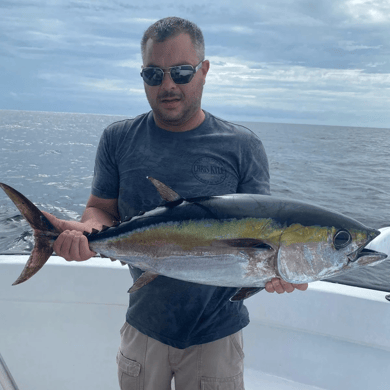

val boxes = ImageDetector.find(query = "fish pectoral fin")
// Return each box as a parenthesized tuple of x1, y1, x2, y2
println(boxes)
(229, 287, 265, 302)
(147, 177, 182, 202)
(127, 271, 159, 293)
(221, 238, 273, 250)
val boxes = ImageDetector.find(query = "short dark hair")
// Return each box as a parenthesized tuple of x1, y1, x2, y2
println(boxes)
(141, 17, 205, 62)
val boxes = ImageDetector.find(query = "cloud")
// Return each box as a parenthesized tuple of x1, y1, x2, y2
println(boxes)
(203, 25, 256, 35)
(1, 0, 389, 126)
(203, 54, 390, 125)
(338, 40, 383, 51)
(116, 56, 143, 69)
(345, 0, 390, 23)
(81, 78, 144, 95)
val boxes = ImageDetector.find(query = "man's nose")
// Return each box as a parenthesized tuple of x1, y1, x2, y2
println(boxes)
(160, 71, 176, 88)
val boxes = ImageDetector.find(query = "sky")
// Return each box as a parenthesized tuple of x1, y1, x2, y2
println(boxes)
(1, 0, 390, 127)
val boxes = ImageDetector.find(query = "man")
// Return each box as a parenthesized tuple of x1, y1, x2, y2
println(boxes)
(44, 17, 308, 390)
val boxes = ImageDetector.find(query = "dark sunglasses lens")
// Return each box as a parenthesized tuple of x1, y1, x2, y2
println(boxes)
(142, 68, 163, 86)
(171, 66, 195, 84)
(141, 65, 198, 86)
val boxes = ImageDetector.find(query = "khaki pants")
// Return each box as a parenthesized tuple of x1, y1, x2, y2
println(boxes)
(117, 322, 245, 390)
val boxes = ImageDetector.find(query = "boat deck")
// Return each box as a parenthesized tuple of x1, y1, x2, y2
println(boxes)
(1, 255, 389, 390)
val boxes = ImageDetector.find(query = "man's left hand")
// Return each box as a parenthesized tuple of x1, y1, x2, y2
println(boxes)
(265, 278, 308, 294)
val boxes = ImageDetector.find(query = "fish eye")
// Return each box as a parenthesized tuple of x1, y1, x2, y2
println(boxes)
(333, 230, 352, 250)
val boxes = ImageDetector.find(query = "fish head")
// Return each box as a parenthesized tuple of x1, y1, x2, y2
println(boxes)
(276, 223, 387, 284)
(344, 228, 388, 269)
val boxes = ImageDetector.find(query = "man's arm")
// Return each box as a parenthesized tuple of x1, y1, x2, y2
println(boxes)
(42, 194, 119, 262)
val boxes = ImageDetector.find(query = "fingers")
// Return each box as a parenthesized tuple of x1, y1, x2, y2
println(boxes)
(265, 278, 294, 294)
(265, 278, 308, 294)
(293, 283, 309, 291)
(53, 230, 96, 262)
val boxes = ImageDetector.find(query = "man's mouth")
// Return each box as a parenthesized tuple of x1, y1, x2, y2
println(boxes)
(161, 98, 181, 103)
(160, 97, 181, 109)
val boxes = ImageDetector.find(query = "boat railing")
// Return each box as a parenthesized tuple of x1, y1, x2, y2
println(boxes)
(0, 353, 19, 390)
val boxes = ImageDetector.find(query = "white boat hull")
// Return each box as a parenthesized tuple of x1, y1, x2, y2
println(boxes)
(0, 254, 389, 390)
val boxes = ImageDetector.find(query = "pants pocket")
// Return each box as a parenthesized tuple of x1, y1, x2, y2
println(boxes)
(201, 372, 244, 390)
(117, 350, 142, 390)
(119, 321, 130, 336)
(230, 331, 245, 359)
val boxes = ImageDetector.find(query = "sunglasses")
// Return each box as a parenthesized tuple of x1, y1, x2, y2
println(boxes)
(140, 60, 204, 86)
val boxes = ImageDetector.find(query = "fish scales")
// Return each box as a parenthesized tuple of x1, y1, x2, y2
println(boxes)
(0, 178, 387, 300)
(86, 195, 385, 288)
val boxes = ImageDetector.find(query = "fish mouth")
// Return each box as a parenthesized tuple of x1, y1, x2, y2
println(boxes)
(348, 229, 387, 263)
(347, 247, 387, 263)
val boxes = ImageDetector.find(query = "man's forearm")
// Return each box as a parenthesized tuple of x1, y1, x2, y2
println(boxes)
(80, 207, 119, 231)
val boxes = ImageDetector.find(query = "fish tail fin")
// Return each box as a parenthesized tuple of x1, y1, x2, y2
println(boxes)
(0, 183, 60, 285)
(12, 236, 54, 285)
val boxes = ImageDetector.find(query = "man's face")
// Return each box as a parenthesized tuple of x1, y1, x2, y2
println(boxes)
(142, 33, 209, 130)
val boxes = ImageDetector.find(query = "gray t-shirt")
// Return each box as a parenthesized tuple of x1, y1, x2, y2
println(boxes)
(92, 110, 270, 348)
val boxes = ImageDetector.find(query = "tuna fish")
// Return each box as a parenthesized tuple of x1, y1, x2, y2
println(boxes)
(0, 178, 387, 301)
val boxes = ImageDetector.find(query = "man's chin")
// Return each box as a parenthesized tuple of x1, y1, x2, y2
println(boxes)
(154, 108, 186, 126)
(152, 102, 201, 130)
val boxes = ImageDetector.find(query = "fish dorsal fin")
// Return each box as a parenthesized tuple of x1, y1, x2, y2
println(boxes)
(147, 176, 181, 202)
(127, 271, 159, 293)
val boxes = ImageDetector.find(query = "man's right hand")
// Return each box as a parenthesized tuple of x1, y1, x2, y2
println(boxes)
(42, 211, 96, 262)
(52, 230, 96, 262)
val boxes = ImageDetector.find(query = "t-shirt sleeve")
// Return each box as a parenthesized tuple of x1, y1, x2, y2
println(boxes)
(91, 128, 120, 199)
(237, 132, 271, 195)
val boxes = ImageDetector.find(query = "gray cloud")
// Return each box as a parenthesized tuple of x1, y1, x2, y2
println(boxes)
(1, 0, 389, 127)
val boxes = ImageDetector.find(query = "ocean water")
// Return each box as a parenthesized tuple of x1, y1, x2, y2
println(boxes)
(0, 109, 389, 292)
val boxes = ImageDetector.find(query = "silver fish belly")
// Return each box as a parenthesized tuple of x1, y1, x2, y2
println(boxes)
(0, 177, 387, 300)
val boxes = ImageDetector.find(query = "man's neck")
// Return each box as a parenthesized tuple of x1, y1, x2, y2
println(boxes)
(153, 110, 205, 132)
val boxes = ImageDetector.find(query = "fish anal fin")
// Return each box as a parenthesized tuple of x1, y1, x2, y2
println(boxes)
(127, 271, 159, 293)
(230, 287, 264, 302)
(147, 177, 181, 202)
